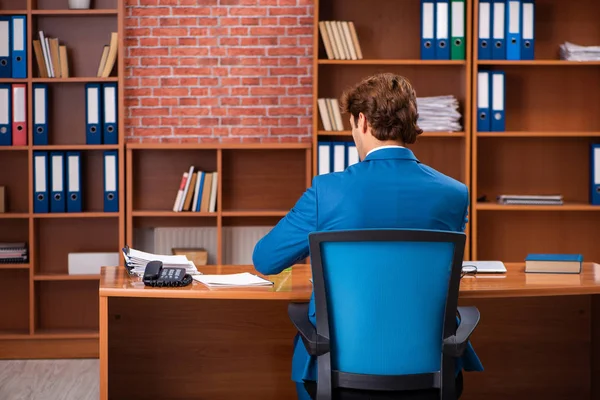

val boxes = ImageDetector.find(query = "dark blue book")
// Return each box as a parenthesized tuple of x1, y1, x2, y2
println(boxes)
(525, 254, 583, 274)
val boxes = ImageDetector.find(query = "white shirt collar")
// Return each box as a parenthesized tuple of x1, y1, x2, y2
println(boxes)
(366, 145, 405, 157)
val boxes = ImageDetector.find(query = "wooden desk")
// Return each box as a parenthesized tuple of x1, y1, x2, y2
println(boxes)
(100, 263, 600, 400)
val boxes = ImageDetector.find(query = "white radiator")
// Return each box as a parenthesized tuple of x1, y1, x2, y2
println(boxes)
(136, 226, 273, 265)
(222, 226, 272, 265)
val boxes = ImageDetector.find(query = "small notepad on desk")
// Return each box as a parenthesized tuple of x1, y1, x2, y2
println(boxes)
(525, 254, 583, 274)
(192, 273, 273, 288)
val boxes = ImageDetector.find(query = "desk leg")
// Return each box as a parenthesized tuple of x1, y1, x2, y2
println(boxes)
(99, 296, 108, 400)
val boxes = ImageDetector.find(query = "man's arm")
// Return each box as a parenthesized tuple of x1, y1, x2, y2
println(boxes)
(460, 185, 470, 233)
(252, 178, 318, 276)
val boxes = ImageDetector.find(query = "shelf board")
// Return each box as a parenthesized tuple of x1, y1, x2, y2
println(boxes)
(33, 212, 119, 218)
(477, 60, 600, 66)
(0, 78, 27, 83)
(318, 130, 466, 137)
(0, 10, 27, 15)
(32, 9, 118, 15)
(32, 144, 120, 150)
(132, 211, 216, 217)
(0, 213, 29, 219)
(33, 329, 99, 340)
(32, 77, 118, 83)
(34, 273, 100, 281)
(0, 146, 28, 151)
(127, 142, 312, 150)
(0, 263, 30, 270)
(476, 203, 600, 211)
(477, 131, 600, 137)
(222, 210, 288, 217)
(0, 330, 30, 339)
(318, 59, 466, 66)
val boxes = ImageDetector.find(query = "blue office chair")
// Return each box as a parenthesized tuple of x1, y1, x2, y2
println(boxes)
(288, 229, 480, 400)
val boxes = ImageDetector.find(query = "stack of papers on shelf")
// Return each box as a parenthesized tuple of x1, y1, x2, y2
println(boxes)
(416, 95, 462, 132)
(122, 246, 200, 275)
(192, 273, 273, 288)
(559, 42, 600, 61)
(0, 242, 28, 264)
(497, 195, 563, 205)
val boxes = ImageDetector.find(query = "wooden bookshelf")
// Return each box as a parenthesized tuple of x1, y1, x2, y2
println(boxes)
(0, 0, 124, 358)
(471, 0, 600, 262)
(126, 143, 312, 266)
(312, 0, 473, 258)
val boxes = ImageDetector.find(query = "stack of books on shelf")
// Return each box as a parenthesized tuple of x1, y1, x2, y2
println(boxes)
(317, 98, 344, 131)
(559, 42, 600, 61)
(318, 21, 363, 60)
(33, 31, 70, 78)
(173, 166, 218, 213)
(122, 246, 200, 276)
(0, 242, 28, 264)
(97, 32, 118, 78)
(497, 194, 563, 206)
(416, 95, 462, 132)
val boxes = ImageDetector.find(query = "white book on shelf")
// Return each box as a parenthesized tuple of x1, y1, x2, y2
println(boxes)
(178, 165, 194, 212)
(341, 21, 357, 60)
(317, 98, 333, 131)
(209, 172, 218, 213)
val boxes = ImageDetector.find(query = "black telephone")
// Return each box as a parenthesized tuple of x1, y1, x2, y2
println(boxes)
(143, 260, 193, 287)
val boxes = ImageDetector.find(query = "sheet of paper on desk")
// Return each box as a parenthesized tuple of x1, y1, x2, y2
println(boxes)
(192, 273, 273, 287)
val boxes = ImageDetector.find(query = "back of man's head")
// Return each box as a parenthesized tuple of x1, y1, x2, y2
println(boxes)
(340, 73, 423, 145)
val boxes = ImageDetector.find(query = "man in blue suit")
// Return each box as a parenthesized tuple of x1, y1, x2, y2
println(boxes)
(253, 73, 483, 399)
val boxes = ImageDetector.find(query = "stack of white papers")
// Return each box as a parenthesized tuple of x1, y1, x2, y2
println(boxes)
(122, 247, 200, 275)
(497, 194, 563, 205)
(192, 272, 273, 288)
(417, 95, 462, 132)
(559, 42, 600, 61)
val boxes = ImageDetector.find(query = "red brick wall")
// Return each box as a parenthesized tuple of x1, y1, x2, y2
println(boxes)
(124, 0, 314, 144)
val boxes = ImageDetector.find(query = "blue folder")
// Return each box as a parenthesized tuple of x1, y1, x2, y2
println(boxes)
(33, 83, 48, 145)
(521, 0, 534, 60)
(435, 0, 450, 59)
(102, 83, 118, 144)
(478, 0, 492, 59)
(50, 151, 66, 213)
(477, 71, 491, 132)
(506, 0, 521, 60)
(490, 71, 505, 132)
(0, 17, 11, 78)
(421, 0, 436, 60)
(11, 16, 26, 78)
(66, 151, 82, 212)
(491, 0, 506, 60)
(85, 83, 102, 144)
(591, 144, 600, 205)
(0, 83, 11, 146)
(33, 151, 49, 213)
(103, 150, 118, 212)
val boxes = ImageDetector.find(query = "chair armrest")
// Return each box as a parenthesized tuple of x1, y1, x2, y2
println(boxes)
(443, 306, 480, 358)
(288, 302, 330, 357)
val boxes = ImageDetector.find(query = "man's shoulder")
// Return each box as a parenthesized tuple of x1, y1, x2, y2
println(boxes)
(419, 163, 468, 196)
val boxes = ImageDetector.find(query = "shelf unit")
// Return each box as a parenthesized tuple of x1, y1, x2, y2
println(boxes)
(0, 0, 124, 358)
(126, 143, 312, 266)
(471, 0, 600, 262)
(312, 0, 473, 257)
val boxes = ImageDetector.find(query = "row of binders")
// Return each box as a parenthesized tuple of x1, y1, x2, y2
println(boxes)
(317, 98, 344, 131)
(33, 31, 70, 78)
(172, 166, 218, 213)
(318, 142, 359, 175)
(318, 21, 363, 60)
(33, 150, 119, 213)
(477, 70, 505, 132)
(0, 16, 27, 78)
(477, 0, 535, 60)
(85, 83, 119, 145)
(421, 0, 466, 60)
(0, 242, 28, 264)
(0, 83, 26, 145)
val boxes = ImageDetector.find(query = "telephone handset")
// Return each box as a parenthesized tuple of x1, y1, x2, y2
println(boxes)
(143, 260, 193, 287)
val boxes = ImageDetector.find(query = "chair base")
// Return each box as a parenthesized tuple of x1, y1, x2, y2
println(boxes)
(302, 371, 463, 400)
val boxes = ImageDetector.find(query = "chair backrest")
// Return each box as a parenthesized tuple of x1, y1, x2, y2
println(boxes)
(309, 229, 465, 382)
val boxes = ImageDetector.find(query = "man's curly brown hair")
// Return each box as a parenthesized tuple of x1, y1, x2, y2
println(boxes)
(340, 73, 423, 144)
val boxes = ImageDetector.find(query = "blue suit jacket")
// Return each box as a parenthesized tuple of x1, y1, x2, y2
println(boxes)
(252, 147, 484, 383)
